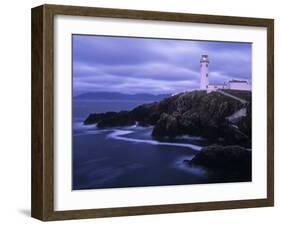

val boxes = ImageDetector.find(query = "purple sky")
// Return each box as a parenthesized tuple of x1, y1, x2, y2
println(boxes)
(73, 35, 252, 95)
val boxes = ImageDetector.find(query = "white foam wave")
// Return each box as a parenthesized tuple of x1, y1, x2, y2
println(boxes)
(74, 129, 112, 136)
(74, 122, 98, 130)
(177, 135, 205, 141)
(174, 157, 207, 175)
(107, 130, 202, 151)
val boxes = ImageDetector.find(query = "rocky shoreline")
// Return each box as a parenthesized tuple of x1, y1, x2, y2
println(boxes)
(84, 90, 251, 147)
(83, 90, 252, 175)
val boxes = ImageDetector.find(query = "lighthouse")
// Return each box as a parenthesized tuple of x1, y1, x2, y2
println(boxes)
(200, 55, 209, 90)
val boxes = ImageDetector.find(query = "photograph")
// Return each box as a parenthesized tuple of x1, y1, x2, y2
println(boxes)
(30, 3, 274, 221)
(72, 35, 252, 190)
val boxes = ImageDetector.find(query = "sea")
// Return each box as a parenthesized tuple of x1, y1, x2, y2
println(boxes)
(72, 99, 241, 190)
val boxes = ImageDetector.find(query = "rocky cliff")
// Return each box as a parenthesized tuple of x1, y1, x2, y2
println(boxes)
(84, 90, 252, 147)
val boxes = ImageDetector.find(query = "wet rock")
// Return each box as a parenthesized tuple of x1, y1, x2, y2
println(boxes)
(152, 113, 180, 138)
(84, 112, 118, 125)
(84, 111, 135, 128)
(189, 145, 251, 171)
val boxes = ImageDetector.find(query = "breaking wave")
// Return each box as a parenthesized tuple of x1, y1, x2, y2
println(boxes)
(107, 129, 202, 151)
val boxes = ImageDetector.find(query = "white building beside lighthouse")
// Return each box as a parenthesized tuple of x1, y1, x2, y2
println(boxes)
(199, 55, 251, 92)
(227, 80, 251, 90)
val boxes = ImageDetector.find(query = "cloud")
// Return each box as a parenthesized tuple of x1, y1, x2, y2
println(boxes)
(74, 62, 199, 81)
(73, 35, 252, 95)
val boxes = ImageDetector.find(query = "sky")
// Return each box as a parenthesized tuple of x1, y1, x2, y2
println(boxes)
(73, 35, 252, 96)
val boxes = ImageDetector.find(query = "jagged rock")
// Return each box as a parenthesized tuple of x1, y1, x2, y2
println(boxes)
(150, 91, 250, 146)
(152, 113, 180, 138)
(188, 145, 251, 171)
(84, 112, 118, 125)
(84, 111, 135, 128)
(130, 103, 161, 125)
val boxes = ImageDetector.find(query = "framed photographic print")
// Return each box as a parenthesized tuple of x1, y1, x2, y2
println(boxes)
(31, 4, 274, 221)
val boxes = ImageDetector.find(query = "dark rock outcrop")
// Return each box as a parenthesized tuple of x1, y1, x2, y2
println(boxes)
(84, 112, 118, 125)
(152, 113, 180, 138)
(188, 145, 251, 171)
(84, 111, 135, 128)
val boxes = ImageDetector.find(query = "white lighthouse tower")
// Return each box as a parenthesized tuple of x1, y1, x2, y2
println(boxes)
(200, 55, 209, 90)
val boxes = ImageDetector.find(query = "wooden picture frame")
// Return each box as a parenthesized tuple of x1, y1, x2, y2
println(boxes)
(31, 4, 274, 221)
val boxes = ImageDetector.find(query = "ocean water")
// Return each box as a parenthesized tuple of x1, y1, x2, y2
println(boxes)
(72, 99, 248, 190)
